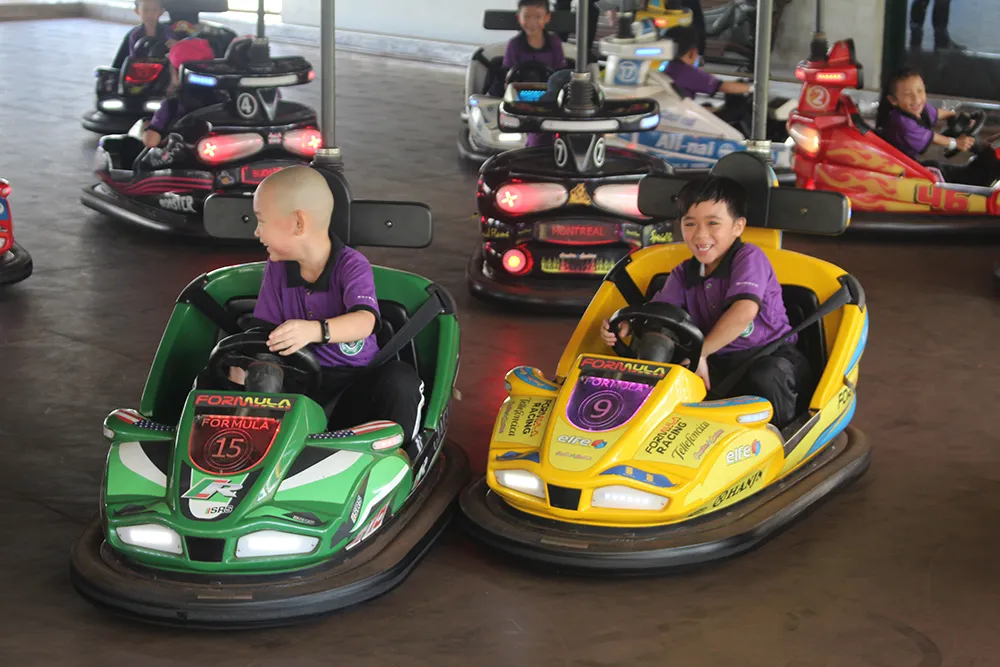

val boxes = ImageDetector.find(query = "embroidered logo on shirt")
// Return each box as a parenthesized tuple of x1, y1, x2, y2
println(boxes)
(340, 339, 365, 356)
(740, 321, 755, 338)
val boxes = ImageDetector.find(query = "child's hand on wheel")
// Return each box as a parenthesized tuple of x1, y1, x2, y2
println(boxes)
(600, 319, 630, 348)
(229, 366, 247, 385)
(957, 135, 975, 151)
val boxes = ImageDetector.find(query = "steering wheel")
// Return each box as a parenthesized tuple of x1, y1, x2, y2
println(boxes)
(506, 60, 554, 86)
(942, 109, 986, 158)
(607, 303, 704, 367)
(206, 326, 323, 396)
(132, 36, 169, 59)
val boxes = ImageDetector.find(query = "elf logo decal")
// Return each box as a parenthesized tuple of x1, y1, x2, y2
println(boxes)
(740, 321, 755, 337)
(725, 440, 761, 465)
(556, 434, 607, 449)
(182, 478, 244, 500)
(339, 339, 365, 356)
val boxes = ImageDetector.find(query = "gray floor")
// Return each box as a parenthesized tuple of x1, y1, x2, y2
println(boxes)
(1, 18, 1000, 667)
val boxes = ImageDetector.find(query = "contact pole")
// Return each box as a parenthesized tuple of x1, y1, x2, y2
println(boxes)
(256, 0, 265, 38)
(316, 0, 342, 164)
(747, 0, 773, 161)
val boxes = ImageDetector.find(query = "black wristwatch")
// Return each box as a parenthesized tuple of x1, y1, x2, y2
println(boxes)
(319, 319, 331, 344)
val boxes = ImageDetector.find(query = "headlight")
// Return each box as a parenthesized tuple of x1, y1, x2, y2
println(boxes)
(788, 123, 820, 157)
(235, 530, 319, 558)
(116, 524, 183, 555)
(497, 132, 523, 142)
(470, 105, 484, 125)
(591, 485, 668, 510)
(495, 469, 545, 498)
(100, 99, 124, 111)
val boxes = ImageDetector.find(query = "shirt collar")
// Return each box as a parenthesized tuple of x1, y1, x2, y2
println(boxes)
(683, 238, 744, 287)
(284, 234, 345, 292)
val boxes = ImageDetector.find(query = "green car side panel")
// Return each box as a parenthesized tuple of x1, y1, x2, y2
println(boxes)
(105, 442, 168, 501)
(272, 452, 372, 505)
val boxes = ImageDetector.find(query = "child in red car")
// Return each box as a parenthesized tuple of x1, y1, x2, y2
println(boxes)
(877, 67, 1000, 186)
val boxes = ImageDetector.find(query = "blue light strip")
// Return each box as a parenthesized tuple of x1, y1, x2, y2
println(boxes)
(187, 72, 218, 87)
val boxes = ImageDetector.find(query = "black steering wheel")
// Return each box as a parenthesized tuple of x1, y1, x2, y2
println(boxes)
(506, 60, 554, 86)
(942, 109, 986, 158)
(207, 326, 323, 396)
(608, 303, 704, 366)
(132, 36, 169, 59)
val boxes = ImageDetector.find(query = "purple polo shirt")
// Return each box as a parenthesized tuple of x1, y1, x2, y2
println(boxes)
(253, 237, 381, 368)
(664, 60, 722, 99)
(651, 239, 794, 355)
(127, 23, 176, 57)
(503, 32, 568, 71)
(884, 105, 938, 159)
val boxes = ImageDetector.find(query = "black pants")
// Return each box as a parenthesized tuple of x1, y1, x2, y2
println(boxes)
(708, 344, 812, 429)
(931, 146, 1000, 187)
(318, 360, 424, 443)
(911, 0, 951, 29)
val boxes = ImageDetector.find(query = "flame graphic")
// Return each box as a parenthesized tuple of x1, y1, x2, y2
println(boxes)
(826, 147, 905, 176)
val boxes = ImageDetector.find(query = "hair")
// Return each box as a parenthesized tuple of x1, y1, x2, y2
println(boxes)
(876, 66, 923, 131)
(518, 0, 550, 11)
(676, 175, 747, 221)
(134, 0, 162, 8)
(665, 26, 699, 61)
(257, 166, 334, 233)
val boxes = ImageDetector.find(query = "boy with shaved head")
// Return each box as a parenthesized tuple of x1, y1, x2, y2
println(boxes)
(235, 166, 424, 451)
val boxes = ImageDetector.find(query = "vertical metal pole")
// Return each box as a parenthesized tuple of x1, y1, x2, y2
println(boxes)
(575, 0, 588, 73)
(316, 0, 342, 162)
(747, 0, 774, 160)
(256, 0, 265, 38)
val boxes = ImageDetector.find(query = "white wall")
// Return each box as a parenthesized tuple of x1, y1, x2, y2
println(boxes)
(283, 0, 507, 46)
(773, 0, 885, 86)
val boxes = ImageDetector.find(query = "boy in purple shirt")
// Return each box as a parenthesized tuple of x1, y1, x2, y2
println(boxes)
(112, 0, 177, 68)
(142, 37, 218, 148)
(662, 26, 750, 100)
(600, 176, 810, 427)
(877, 67, 1000, 186)
(491, 0, 568, 101)
(229, 166, 423, 449)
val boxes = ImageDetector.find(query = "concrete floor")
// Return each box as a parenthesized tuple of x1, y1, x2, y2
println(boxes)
(2, 17, 1000, 667)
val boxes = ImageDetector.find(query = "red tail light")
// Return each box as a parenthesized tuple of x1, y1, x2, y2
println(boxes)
(502, 247, 532, 275)
(196, 133, 265, 165)
(125, 62, 165, 85)
(282, 128, 323, 157)
(495, 182, 568, 216)
(592, 183, 648, 218)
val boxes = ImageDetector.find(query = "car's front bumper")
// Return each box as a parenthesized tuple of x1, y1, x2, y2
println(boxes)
(459, 428, 869, 573)
(0, 243, 33, 287)
(466, 243, 610, 314)
(70, 441, 468, 628)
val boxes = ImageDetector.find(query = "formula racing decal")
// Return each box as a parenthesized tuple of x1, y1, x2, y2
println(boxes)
(494, 397, 553, 446)
(636, 416, 721, 468)
(194, 394, 295, 411)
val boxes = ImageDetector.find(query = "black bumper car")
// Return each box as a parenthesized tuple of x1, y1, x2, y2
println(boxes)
(467, 70, 675, 315)
(0, 179, 33, 287)
(81, 35, 318, 240)
(82, 0, 238, 135)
